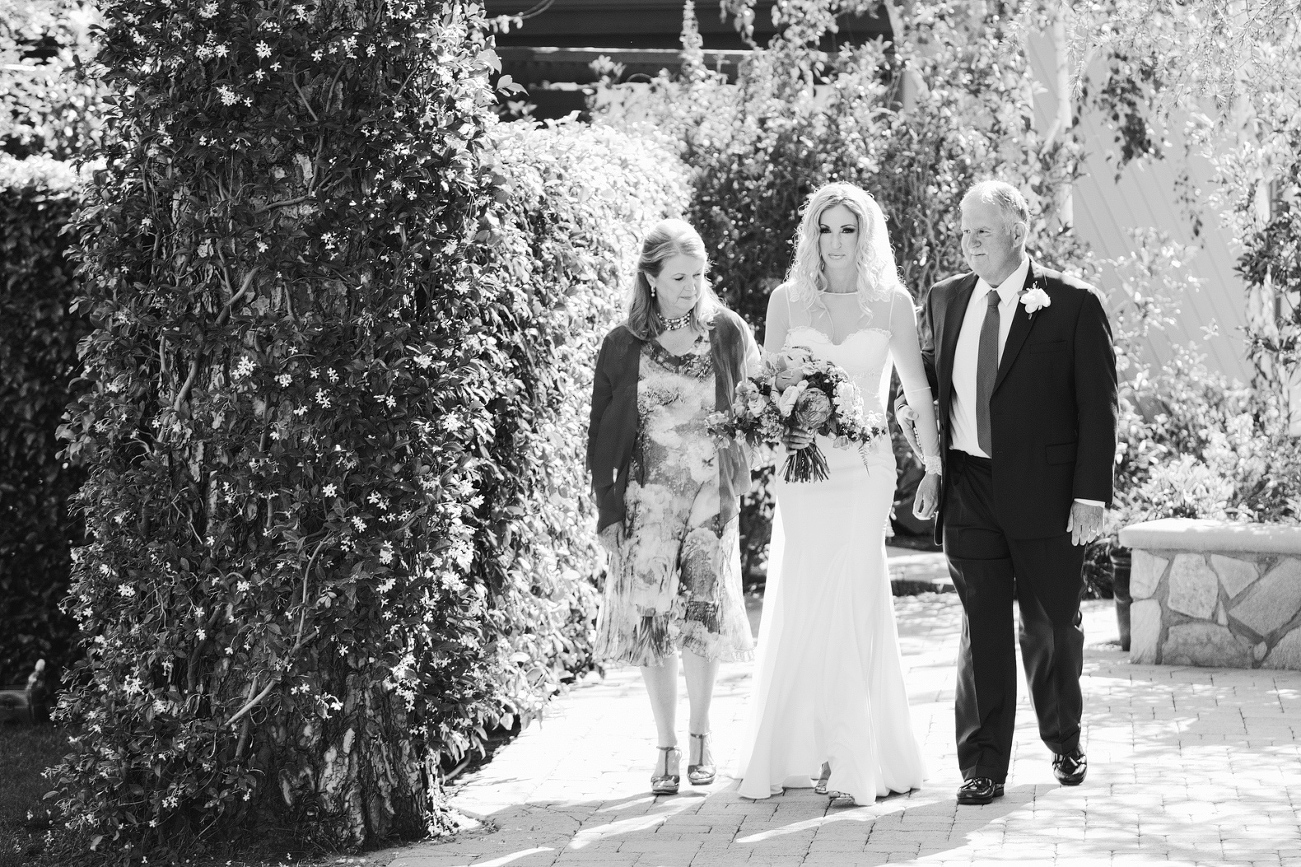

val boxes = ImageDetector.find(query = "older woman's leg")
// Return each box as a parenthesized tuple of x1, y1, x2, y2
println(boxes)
(641, 654, 681, 767)
(683, 649, 719, 768)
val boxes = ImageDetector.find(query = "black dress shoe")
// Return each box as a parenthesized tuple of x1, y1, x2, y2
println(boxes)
(956, 777, 1005, 805)
(1053, 750, 1087, 786)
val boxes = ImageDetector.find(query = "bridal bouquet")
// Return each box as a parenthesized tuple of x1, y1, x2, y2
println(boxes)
(708, 347, 888, 483)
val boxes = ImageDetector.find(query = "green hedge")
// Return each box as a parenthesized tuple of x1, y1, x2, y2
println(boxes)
(48, 0, 688, 852)
(477, 120, 690, 721)
(0, 154, 86, 687)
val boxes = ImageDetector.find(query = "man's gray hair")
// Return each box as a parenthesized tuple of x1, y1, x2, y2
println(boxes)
(961, 181, 1030, 232)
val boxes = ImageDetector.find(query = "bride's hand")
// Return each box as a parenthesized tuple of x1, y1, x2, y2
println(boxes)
(783, 427, 814, 451)
(913, 473, 940, 520)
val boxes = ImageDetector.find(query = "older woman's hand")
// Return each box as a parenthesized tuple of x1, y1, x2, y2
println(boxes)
(598, 522, 623, 553)
(783, 427, 814, 451)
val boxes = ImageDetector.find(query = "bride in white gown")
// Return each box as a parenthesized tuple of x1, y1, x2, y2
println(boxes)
(736, 183, 944, 805)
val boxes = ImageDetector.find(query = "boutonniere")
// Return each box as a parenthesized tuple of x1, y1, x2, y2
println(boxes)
(1020, 282, 1051, 317)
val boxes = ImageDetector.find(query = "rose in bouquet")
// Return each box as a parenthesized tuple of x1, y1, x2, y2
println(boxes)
(708, 347, 888, 483)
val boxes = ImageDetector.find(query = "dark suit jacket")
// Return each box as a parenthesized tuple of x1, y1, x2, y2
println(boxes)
(920, 259, 1118, 541)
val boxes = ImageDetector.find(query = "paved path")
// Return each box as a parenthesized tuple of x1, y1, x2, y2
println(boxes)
(384, 553, 1301, 867)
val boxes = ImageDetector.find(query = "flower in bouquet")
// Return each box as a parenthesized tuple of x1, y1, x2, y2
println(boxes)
(794, 389, 833, 431)
(771, 346, 813, 391)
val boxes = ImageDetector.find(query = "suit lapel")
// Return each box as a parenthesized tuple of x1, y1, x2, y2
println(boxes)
(939, 273, 979, 410)
(993, 259, 1041, 392)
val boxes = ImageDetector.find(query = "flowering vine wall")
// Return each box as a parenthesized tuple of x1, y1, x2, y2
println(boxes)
(50, 0, 687, 856)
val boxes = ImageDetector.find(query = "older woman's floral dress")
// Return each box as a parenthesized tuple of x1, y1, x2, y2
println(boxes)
(595, 333, 754, 666)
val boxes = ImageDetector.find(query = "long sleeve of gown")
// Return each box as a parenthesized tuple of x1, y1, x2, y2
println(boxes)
(890, 290, 942, 464)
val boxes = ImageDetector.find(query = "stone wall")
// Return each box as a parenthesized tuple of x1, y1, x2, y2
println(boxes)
(1120, 518, 1301, 669)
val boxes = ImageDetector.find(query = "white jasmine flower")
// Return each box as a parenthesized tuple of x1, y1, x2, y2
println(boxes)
(322, 483, 337, 497)
(255, 41, 271, 58)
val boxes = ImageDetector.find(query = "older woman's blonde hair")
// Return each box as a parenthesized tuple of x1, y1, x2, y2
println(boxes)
(785, 182, 904, 310)
(626, 218, 721, 340)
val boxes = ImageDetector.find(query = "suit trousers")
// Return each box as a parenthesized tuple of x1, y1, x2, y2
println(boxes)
(942, 450, 1086, 783)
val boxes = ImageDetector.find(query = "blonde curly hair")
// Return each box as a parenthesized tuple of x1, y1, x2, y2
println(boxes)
(785, 182, 904, 314)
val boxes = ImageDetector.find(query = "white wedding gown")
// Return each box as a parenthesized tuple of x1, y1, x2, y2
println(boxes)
(736, 323, 926, 804)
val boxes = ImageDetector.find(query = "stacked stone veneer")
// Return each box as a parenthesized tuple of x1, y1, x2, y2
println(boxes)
(1119, 518, 1301, 669)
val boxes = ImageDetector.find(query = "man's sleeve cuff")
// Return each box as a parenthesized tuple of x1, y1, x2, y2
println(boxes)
(1074, 498, 1105, 508)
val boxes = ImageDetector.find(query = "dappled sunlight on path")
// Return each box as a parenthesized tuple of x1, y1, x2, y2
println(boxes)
(383, 592, 1301, 866)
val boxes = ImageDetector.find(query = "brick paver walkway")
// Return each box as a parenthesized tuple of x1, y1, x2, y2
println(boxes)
(383, 551, 1301, 867)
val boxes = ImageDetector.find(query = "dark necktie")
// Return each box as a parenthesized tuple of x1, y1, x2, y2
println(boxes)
(976, 289, 1000, 456)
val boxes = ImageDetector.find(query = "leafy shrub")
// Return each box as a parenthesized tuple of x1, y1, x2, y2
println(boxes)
(1110, 353, 1301, 531)
(0, 0, 107, 159)
(53, 0, 505, 851)
(471, 118, 690, 737)
(0, 154, 86, 686)
(49, 0, 686, 857)
(1238, 130, 1301, 401)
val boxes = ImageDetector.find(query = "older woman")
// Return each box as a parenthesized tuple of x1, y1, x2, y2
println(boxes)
(587, 218, 758, 795)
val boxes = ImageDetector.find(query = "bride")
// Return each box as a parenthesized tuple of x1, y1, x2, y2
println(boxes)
(736, 182, 943, 805)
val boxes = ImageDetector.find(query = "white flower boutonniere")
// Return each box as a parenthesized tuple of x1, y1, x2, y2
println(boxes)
(1020, 285, 1051, 316)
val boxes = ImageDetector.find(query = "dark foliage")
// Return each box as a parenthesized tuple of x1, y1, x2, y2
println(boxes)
(0, 156, 87, 687)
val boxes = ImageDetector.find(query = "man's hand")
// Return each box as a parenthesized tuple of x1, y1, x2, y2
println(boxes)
(913, 473, 940, 520)
(1066, 502, 1105, 546)
(783, 427, 814, 451)
(894, 395, 923, 459)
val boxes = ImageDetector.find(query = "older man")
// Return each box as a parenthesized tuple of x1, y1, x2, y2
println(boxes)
(901, 181, 1118, 805)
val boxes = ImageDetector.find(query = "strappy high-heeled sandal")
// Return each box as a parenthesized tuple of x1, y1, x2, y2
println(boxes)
(651, 745, 681, 795)
(814, 762, 832, 796)
(687, 732, 716, 786)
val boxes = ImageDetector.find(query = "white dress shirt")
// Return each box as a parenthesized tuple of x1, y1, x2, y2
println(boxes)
(949, 257, 1029, 459)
